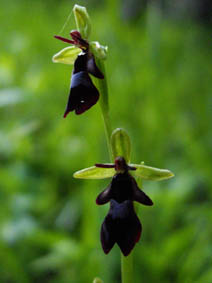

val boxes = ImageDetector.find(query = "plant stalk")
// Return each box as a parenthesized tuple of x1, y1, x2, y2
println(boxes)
(95, 58, 134, 283)
(94, 59, 113, 160)
(121, 253, 133, 283)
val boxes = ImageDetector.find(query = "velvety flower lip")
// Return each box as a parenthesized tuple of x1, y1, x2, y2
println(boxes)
(54, 31, 104, 117)
(64, 70, 99, 116)
(63, 52, 104, 117)
(101, 199, 142, 256)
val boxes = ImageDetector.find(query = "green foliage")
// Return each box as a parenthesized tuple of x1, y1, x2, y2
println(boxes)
(0, 0, 212, 282)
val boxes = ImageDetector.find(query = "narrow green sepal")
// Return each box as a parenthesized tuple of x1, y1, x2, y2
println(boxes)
(131, 164, 175, 181)
(111, 128, 131, 163)
(52, 46, 81, 65)
(73, 166, 115, 179)
(90, 41, 108, 60)
(73, 5, 91, 39)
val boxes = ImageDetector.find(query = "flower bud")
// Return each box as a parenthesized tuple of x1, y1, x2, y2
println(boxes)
(90, 41, 108, 60)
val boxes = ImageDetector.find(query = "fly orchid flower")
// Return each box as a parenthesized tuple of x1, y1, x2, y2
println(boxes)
(53, 30, 104, 117)
(96, 156, 153, 256)
(52, 5, 107, 117)
(74, 128, 174, 256)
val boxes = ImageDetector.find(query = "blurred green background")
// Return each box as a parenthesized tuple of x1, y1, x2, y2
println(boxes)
(1, 0, 212, 282)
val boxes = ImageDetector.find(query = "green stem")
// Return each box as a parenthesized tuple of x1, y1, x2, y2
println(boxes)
(95, 58, 133, 283)
(121, 253, 133, 283)
(101, 107, 113, 161)
(94, 59, 113, 160)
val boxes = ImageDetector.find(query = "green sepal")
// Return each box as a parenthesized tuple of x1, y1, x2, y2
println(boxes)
(73, 5, 91, 39)
(131, 164, 174, 181)
(73, 165, 115, 179)
(111, 128, 131, 163)
(52, 46, 81, 65)
(90, 41, 108, 60)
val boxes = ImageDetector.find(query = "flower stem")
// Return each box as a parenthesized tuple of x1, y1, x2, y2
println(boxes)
(101, 106, 113, 161)
(121, 254, 133, 283)
(94, 59, 113, 160)
(95, 58, 134, 283)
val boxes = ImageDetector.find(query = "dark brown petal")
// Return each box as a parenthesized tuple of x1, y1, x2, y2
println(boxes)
(54, 35, 74, 45)
(70, 30, 89, 49)
(95, 163, 115, 169)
